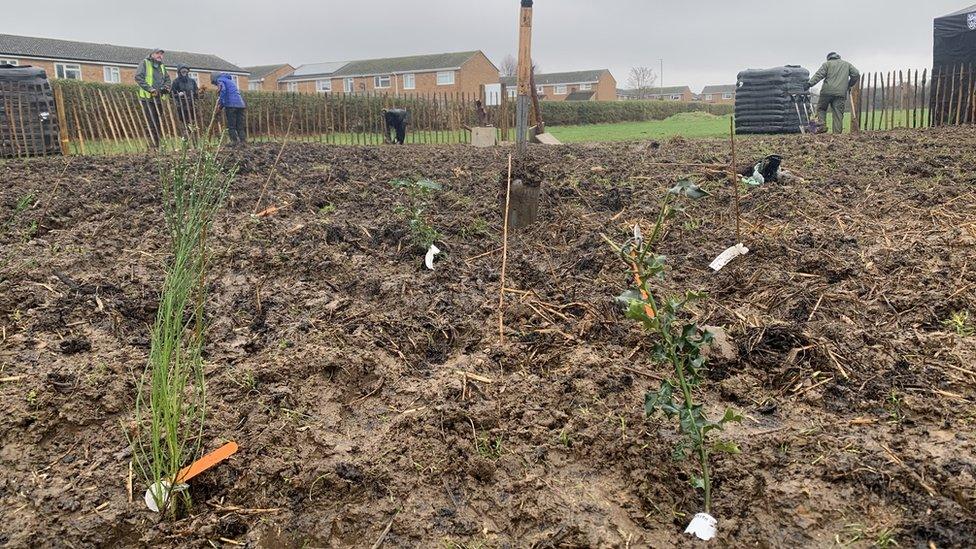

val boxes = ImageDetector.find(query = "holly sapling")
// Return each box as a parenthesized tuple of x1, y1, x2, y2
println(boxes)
(604, 183, 740, 541)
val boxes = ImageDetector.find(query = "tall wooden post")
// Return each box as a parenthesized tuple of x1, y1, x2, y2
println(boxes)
(515, 0, 533, 155)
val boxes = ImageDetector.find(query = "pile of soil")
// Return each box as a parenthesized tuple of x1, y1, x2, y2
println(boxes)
(1, 128, 974, 548)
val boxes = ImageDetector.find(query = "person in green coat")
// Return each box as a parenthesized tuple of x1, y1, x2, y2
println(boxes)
(806, 52, 860, 134)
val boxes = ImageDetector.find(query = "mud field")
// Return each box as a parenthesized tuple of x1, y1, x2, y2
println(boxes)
(1, 129, 975, 548)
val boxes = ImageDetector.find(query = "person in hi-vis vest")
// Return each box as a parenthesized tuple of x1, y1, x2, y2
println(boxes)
(135, 49, 172, 148)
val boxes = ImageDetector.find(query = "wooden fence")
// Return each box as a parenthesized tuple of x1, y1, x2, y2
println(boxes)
(43, 82, 517, 156)
(850, 69, 931, 132)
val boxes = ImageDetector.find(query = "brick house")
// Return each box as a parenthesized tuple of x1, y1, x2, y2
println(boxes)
(277, 51, 499, 96)
(0, 33, 248, 89)
(500, 69, 617, 101)
(617, 85, 695, 102)
(701, 84, 736, 104)
(244, 64, 295, 91)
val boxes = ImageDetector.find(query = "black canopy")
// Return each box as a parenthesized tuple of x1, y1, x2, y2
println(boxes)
(934, 4, 976, 66)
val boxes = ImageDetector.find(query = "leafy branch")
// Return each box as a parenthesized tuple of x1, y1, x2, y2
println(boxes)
(604, 182, 739, 515)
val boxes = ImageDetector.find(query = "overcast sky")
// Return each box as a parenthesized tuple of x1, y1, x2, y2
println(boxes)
(4, 0, 969, 90)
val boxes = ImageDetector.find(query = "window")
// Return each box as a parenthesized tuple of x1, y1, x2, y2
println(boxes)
(436, 71, 455, 86)
(536, 85, 544, 94)
(316, 79, 332, 93)
(249, 81, 262, 91)
(55, 63, 82, 80)
(402, 73, 416, 90)
(103, 66, 121, 83)
(230, 74, 239, 86)
(374, 75, 391, 89)
(0, 58, 18, 66)
(285, 82, 298, 92)
(554, 85, 567, 95)
(722, 92, 733, 100)
(671, 94, 682, 100)
(579, 83, 592, 91)
(189, 72, 200, 85)
(344, 77, 354, 93)
(507, 87, 517, 98)
(705, 94, 714, 101)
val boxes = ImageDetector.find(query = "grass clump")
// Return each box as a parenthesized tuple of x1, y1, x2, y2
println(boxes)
(130, 144, 234, 516)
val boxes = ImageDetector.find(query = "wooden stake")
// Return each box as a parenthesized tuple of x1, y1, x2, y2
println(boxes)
(498, 154, 513, 343)
(253, 113, 294, 214)
(515, 0, 534, 154)
(729, 117, 741, 244)
(52, 84, 70, 155)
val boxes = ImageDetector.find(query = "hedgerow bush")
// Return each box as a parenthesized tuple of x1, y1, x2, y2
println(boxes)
(541, 101, 733, 126)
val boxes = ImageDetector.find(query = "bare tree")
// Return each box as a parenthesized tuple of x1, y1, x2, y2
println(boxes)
(499, 55, 518, 77)
(627, 66, 658, 99)
(499, 54, 541, 78)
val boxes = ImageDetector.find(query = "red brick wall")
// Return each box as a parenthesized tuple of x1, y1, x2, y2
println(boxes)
(534, 71, 616, 102)
(253, 65, 294, 91)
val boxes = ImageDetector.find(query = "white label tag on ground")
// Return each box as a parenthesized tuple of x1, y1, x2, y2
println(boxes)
(709, 243, 749, 272)
(684, 512, 717, 541)
(424, 244, 441, 270)
(144, 480, 188, 513)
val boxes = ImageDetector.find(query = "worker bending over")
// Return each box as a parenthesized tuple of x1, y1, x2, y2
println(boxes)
(211, 73, 247, 147)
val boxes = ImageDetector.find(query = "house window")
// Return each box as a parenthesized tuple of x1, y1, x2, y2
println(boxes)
(249, 81, 262, 91)
(536, 85, 544, 94)
(722, 92, 733, 100)
(55, 63, 82, 80)
(189, 72, 200, 85)
(436, 71, 455, 86)
(103, 66, 121, 83)
(670, 94, 682, 100)
(0, 58, 18, 66)
(286, 82, 298, 92)
(705, 94, 713, 101)
(344, 78, 354, 93)
(374, 75, 391, 89)
(507, 87, 517, 98)
(579, 83, 592, 91)
(316, 79, 332, 93)
(403, 73, 416, 90)
(230, 74, 239, 86)
(555, 85, 567, 95)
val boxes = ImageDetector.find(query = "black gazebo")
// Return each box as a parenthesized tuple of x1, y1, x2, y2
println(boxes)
(933, 4, 976, 124)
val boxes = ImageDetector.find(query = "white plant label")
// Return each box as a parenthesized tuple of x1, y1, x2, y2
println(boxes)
(424, 244, 441, 270)
(709, 243, 749, 272)
(144, 480, 188, 513)
(685, 512, 717, 541)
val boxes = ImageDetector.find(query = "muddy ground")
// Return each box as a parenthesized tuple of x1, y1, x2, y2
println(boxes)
(1, 128, 975, 548)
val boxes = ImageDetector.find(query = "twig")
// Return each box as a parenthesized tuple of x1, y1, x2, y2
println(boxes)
(498, 154, 513, 343)
(370, 511, 399, 549)
(253, 113, 295, 214)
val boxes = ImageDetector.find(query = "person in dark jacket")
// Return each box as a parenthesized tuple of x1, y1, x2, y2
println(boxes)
(382, 108, 408, 145)
(211, 72, 247, 146)
(134, 49, 171, 148)
(806, 52, 860, 134)
(171, 64, 198, 132)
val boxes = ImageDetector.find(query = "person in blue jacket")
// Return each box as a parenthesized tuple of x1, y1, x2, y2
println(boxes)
(210, 73, 247, 146)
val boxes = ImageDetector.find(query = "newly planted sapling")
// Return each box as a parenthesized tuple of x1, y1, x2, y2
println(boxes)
(390, 178, 442, 250)
(604, 185, 740, 540)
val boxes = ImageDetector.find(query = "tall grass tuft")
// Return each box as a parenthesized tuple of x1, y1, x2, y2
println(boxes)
(131, 143, 235, 516)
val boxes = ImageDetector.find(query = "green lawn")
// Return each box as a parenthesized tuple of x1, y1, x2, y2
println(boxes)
(548, 109, 932, 143)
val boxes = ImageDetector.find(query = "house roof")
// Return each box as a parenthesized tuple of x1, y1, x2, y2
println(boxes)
(244, 64, 293, 81)
(500, 69, 607, 86)
(330, 51, 483, 78)
(279, 61, 350, 81)
(701, 84, 736, 94)
(0, 33, 246, 73)
(940, 3, 976, 17)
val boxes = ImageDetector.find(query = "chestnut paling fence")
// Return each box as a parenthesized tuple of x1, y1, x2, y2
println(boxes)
(3, 80, 520, 156)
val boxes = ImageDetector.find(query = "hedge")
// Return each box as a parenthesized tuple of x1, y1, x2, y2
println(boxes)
(541, 100, 734, 126)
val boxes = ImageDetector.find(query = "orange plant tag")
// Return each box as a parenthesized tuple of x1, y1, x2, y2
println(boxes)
(176, 441, 239, 483)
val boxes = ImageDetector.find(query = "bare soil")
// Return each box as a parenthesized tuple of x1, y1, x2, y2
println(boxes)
(1, 129, 974, 548)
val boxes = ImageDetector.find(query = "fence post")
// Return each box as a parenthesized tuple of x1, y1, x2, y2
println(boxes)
(52, 84, 71, 155)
